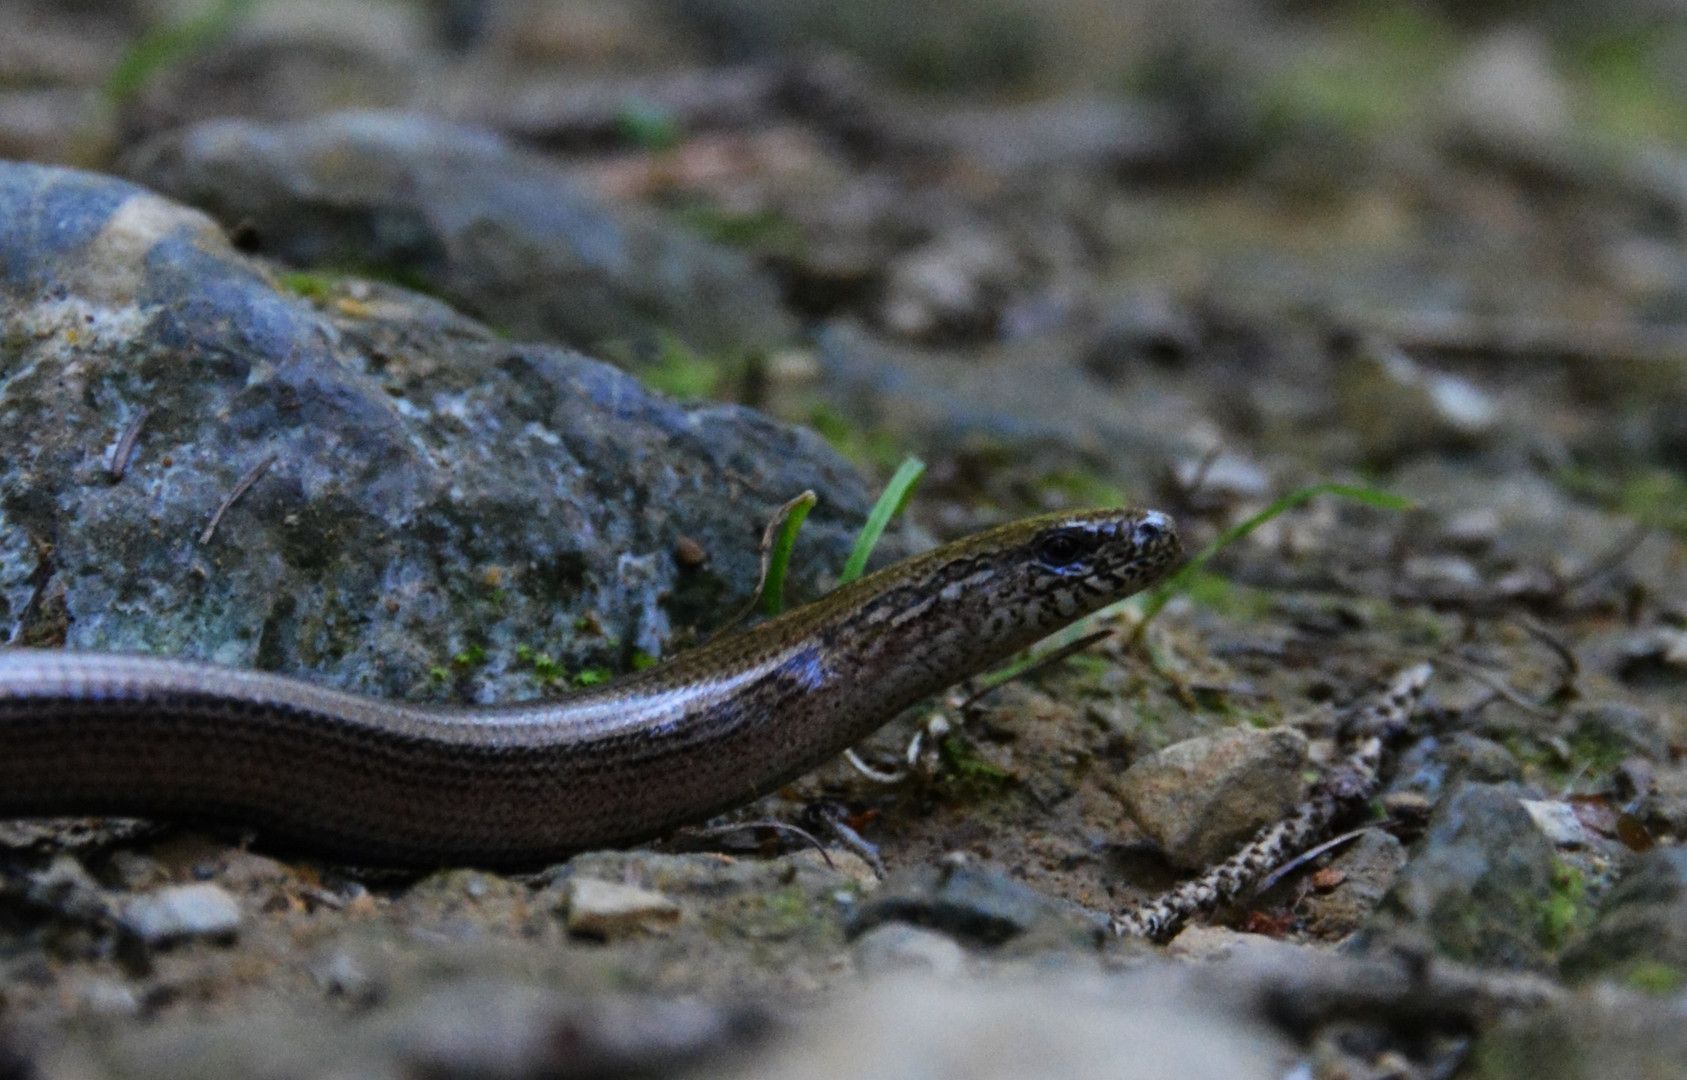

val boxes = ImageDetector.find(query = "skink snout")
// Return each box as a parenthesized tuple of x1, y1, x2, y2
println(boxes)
(1132, 510, 1178, 552)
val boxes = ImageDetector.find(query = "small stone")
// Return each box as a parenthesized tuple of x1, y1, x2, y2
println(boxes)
(1615, 628, 1687, 687)
(1335, 335, 1499, 466)
(1402, 555, 1482, 590)
(1521, 800, 1589, 848)
(310, 949, 383, 1008)
(126, 112, 796, 353)
(106, 850, 169, 891)
(853, 923, 967, 977)
(1165, 925, 1308, 964)
(1640, 765, 1687, 836)
(879, 229, 1018, 340)
(1302, 830, 1408, 939)
(1085, 289, 1202, 380)
(387, 979, 765, 1078)
(1115, 726, 1310, 870)
(1172, 453, 1271, 504)
(673, 536, 708, 568)
(1493, 565, 1560, 604)
(849, 863, 1091, 948)
(121, 883, 242, 944)
(1381, 785, 1436, 821)
(1439, 732, 1523, 785)
(563, 878, 681, 939)
(26, 855, 114, 924)
(70, 978, 141, 1019)
(1441, 506, 1502, 552)
(1447, 28, 1572, 147)
(1399, 555, 1485, 604)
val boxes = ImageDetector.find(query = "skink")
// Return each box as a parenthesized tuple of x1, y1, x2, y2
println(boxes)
(0, 507, 1179, 866)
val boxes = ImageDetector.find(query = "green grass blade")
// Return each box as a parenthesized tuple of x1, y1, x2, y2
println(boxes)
(760, 492, 817, 616)
(106, 0, 259, 104)
(839, 457, 925, 584)
(1133, 482, 1414, 635)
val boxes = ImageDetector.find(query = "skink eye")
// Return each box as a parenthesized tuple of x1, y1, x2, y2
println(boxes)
(1036, 530, 1087, 568)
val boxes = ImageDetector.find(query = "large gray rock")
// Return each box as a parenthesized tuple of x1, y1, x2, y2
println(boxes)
(1361, 782, 1572, 970)
(120, 111, 796, 355)
(1559, 847, 1687, 988)
(0, 161, 877, 701)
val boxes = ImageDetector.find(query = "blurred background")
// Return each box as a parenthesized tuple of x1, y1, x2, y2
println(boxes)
(11, 0, 1687, 530)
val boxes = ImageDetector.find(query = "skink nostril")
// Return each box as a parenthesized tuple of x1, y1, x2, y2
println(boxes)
(1134, 511, 1173, 546)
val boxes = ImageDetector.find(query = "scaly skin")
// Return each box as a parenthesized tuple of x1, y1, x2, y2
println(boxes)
(0, 507, 1179, 866)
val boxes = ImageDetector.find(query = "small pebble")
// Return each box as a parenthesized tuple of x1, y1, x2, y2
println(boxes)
(1441, 507, 1502, 552)
(106, 850, 169, 891)
(71, 978, 141, 1019)
(674, 536, 708, 568)
(1520, 799, 1589, 848)
(1335, 335, 1499, 465)
(1173, 454, 1270, 502)
(311, 949, 383, 1007)
(27, 855, 113, 923)
(563, 878, 681, 939)
(853, 923, 966, 977)
(122, 883, 242, 944)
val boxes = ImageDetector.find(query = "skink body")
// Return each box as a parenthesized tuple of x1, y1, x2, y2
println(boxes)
(0, 507, 1179, 865)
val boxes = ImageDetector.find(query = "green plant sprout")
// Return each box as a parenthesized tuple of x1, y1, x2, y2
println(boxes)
(759, 491, 817, 617)
(839, 457, 925, 585)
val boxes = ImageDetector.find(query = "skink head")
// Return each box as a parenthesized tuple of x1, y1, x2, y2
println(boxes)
(1011, 506, 1182, 615)
(846, 505, 1183, 652)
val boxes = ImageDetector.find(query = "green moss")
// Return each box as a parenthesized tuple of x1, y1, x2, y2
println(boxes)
(1622, 960, 1685, 995)
(513, 645, 567, 684)
(1570, 30, 1687, 150)
(572, 668, 613, 687)
(1395, 606, 1456, 648)
(805, 404, 906, 472)
(640, 334, 723, 401)
(615, 97, 681, 150)
(105, 0, 258, 104)
(1129, 705, 1169, 750)
(673, 204, 802, 255)
(276, 270, 340, 300)
(764, 885, 808, 921)
(1566, 729, 1637, 781)
(936, 733, 1014, 801)
(1256, 2, 1450, 141)
(1496, 732, 1577, 792)
(1537, 860, 1592, 951)
(451, 644, 486, 668)
(1558, 464, 1687, 537)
